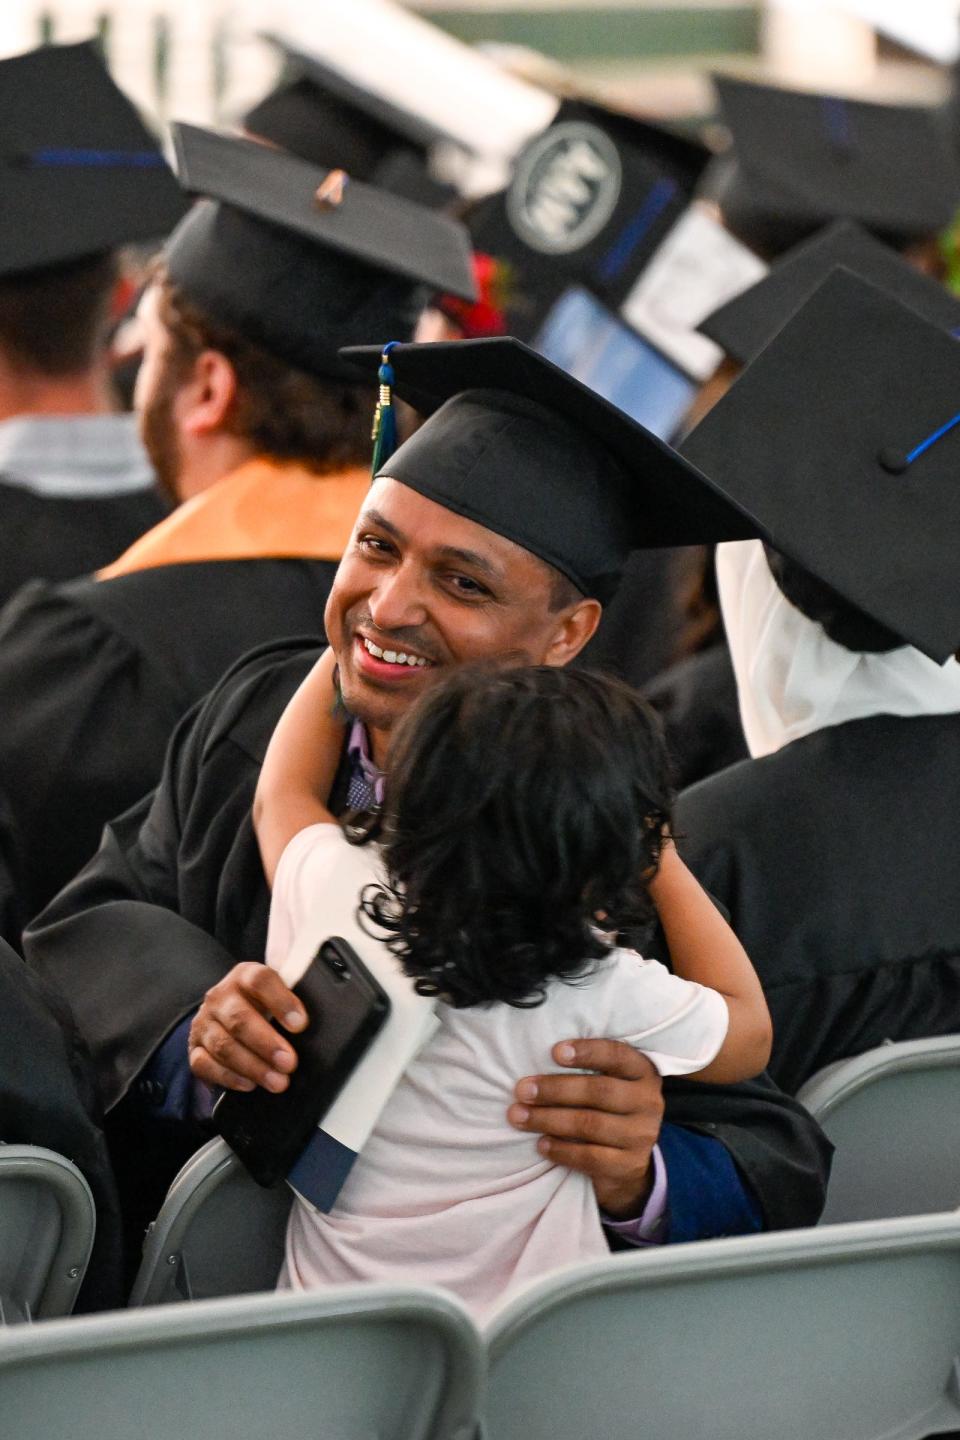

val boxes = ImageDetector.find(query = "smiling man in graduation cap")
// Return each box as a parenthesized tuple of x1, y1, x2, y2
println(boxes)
(0, 123, 475, 939)
(27, 335, 830, 1259)
(675, 267, 960, 1094)
(0, 41, 186, 608)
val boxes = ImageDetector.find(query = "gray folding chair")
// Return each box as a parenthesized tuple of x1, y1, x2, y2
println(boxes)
(483, 1212, 960, 1440)
(129, 1137, 291, 1306)
(0, 1284, 483, 1440)
(797, 1034, 960, 1224)
(0, 1144, 95, 1323)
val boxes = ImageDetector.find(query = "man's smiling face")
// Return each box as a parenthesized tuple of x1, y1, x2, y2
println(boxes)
(324, 477, 601, 757)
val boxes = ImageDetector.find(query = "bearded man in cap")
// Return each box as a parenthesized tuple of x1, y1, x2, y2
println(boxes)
(0, 125, 475, 942)
(27, 336, 832, 1258)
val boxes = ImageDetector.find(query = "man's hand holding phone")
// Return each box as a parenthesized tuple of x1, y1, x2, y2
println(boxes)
(195, 943, 390, 1189)
(189, 962, 307, 1094)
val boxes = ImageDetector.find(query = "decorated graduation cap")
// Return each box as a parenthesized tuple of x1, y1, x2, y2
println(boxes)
(699, 219, 960, 366)
(713, 73, 960, 256)
(244, 35, 455, 208)
(341, 336, 760, 601)
(467, 97, 711, 333)
(0, 40, 186, 278)
(681, 267, 960, 662)
(164, 124, 475, 382)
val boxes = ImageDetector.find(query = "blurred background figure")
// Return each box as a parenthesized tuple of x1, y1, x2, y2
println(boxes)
(0, 40, 185, 606)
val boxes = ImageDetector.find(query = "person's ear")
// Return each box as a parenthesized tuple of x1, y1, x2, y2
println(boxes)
(178, 349, 238, 438)
(542, 597, 602, 667)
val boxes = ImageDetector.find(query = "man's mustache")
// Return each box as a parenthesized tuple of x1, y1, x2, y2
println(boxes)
(345, 613, 441, 664)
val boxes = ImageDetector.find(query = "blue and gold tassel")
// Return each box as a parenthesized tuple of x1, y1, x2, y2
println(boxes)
(371, 341, 400, 476)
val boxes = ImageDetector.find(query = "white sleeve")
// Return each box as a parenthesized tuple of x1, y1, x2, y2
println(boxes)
(604, 951, 729, 1077)
(264, 823, 356, 974)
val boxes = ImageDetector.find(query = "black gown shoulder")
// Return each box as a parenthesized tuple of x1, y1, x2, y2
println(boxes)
(677, 711, 960, 1093)
(24, 636, 322, 1108)
(643, 642, 747, 791)
(0, 477, 167, 607)
(0, 560, 337, 934)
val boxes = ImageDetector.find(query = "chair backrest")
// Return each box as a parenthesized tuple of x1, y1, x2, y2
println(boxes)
(0, 1284, 483, 1440)
(483, 1212, 960, 1440)
(0, 1145, 95, 1322)
(796, 1034, 960, 1224)
(129, 1137, 291, 1307)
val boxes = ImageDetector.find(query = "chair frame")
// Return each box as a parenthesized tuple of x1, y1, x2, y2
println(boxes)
(797, 1033, 960, 1120)
(129, 1137, 292, 1307)
(0, 1144, 95, 1321)
(0, 1284, 484, 1440)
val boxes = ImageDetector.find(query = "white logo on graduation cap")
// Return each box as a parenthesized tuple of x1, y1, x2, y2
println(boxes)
(507, 122, 623, 255)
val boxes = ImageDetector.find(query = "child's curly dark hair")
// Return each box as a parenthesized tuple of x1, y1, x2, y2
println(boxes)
(358, 664, 673, 1009)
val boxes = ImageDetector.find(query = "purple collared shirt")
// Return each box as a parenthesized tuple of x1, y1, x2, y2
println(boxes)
(602, 1145, 668, 1245)
(345, 718, 386, 810)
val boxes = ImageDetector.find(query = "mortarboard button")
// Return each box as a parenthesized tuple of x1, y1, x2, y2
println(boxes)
(314, 169, 349, 210)
(877, 449, 909, 475)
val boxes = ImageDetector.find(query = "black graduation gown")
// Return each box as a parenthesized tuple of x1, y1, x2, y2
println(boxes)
(0, 476, 167, 608)
(0, 938, 123, 1312)
(0, 559, 337, 939)
(25, 637, 831, 1235)
(676, 712, 960, 1095)
(577, 548, 696, 690)
(643, 642, 748, 791)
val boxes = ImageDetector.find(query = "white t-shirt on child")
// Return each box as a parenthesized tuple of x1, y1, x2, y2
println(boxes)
(268, 824, 728, 1321)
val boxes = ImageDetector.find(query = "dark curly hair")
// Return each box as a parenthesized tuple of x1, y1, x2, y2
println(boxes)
(359, 664, 673, 1009)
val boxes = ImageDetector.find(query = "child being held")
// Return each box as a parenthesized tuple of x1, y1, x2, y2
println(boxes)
(253, 653, 772, 1319)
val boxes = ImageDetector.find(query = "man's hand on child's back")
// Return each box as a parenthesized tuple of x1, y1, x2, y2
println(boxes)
(508, 1041, 664, 1218)
(189, 962, 307, 1093)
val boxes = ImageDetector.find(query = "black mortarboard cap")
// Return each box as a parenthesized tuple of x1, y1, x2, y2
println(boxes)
(467, 98, 710, 332)
(681, 267, 960, 662)
(340, 337, 760, 598)
(699, 219, 960, 365)
(714, 73, 960, 255)
(244, 36, 455, 207)
(164, 124, 475, 381)
(0, 41, 186, 278)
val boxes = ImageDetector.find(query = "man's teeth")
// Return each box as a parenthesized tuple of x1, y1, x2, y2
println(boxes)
(362, 638, 429, 667)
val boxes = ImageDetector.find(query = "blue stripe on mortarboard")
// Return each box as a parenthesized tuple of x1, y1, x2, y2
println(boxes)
(822, 97, 852, 152)
(27, 148, 165, 169)
(905, 408, 960, 466)
(597, 177, 677, 284)
(286, 1127, 358, 1213)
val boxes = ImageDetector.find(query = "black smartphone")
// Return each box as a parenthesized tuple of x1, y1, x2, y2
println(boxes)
(213, 937, 390, 1188)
